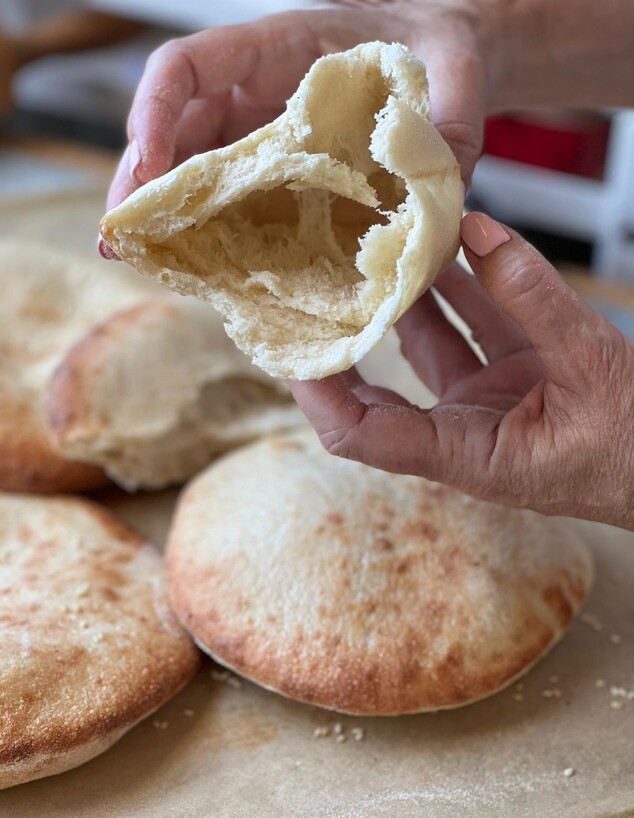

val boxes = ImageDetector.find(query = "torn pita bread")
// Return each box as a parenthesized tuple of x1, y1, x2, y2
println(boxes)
(0, 240, 161, 492)
(47, 299, 306, 490)
(100, 42, 462, 379)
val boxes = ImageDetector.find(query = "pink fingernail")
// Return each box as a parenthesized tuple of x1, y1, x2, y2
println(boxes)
(129, 139, 143, 180)
(98, 236, 118, 260)
(461, 212, 510, 257)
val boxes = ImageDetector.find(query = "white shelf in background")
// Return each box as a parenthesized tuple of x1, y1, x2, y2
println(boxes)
(471, 110, 634, 281)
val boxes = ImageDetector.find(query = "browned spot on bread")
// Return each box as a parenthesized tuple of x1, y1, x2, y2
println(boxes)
(268, 440, 305, 452)
(402, 520, 440, 543)
(542, 584, 574, 629)
(166, 430, 592, 716)
(325, 513, 344, 526)
(0, 495, 200, 786)
(0, 393, 108, 493)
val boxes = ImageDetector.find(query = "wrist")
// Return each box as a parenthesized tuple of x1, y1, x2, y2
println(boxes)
(487, 0, 634, 111)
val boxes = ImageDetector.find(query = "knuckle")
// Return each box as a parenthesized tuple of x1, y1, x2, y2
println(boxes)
(318, 405, 368, 462)
(494, 253, 550, 311)
(147, 37, 186, 65)
(436, 120, 481, 157)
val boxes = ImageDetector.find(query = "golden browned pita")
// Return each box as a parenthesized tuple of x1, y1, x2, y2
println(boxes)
(167, 430, 593, 715)
(0, 493, 199, 789)
(0, 239, 160, 492)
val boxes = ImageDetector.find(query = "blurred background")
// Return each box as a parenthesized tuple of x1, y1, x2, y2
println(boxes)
(2, 0, 633, 334)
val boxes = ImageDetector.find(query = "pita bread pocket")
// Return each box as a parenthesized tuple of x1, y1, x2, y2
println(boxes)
(100, 42, 462, 379)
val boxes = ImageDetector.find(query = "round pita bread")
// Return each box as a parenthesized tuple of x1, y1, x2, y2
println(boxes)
(46, 298, 306, 490)
(0, 493, 199, 790)
(100, 42, 462, 379)
(0, 239, 160, 492)
(167, 430, 593, 715)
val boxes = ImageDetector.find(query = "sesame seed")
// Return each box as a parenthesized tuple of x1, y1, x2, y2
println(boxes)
(515, 683, 524, 692)
(226, 675, 242, 689)
(549, 675, 559, 684)
(314, 726, 330, 738)
(350, 727, 365, 742)
(563, 768, 575, 778)
(333, 722, 344, 736)
(610, 701, 624, 710)
(153, 720, 169, 729)
(512, 693, 524, 703)
(595, 679, 606, 688)
(609, 634, 622, 645)
(335, 734, 347, 744)
(541, 689, 554, 698)
(183, 709, 195, 717)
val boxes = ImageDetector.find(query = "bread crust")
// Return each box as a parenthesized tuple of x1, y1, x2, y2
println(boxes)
(0, 240, 161, 492)
(167, 430, 593, 715)
(47, 299, 305, 489)
(0, 494, 200, 789)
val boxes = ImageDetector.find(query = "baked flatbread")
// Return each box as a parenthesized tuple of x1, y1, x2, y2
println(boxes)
(167, 430, 593, 715)
(100, 42, 462, 379)
(0, 493, 199, 789)
(47, 299, 306, 489)
(0, 240, 160, 492)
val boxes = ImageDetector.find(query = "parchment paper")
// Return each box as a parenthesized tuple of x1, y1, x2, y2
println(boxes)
(1, 188, 632, 818)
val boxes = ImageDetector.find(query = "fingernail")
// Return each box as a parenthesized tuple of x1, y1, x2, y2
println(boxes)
(129, 139, 143, 180)
(461, 212, 510, 257)
(98, 236, 118, 260)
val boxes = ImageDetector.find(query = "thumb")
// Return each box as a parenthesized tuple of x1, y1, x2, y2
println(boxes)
(460, 212, 597, 387)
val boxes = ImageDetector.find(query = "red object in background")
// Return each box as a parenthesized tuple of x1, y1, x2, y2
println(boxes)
(483, 113, 611, 179)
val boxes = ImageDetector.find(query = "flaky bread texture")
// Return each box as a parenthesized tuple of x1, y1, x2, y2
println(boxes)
(0, 494, 199, 789)
(101, 42, 462, 379)
(0, 239, 163, 492)
(167, 430, 594, 716)
(47, 299, 306, 490)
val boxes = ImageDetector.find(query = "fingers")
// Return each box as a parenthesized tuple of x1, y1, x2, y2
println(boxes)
(396, 288, 481, 395)
(461, 212, 597, 387)
(127, 28, 261, 180)
(105, 142, 144, 212)
(424, 49, 485, 186)
(289, 376, 502, 486)
(434, 262, 530, 362)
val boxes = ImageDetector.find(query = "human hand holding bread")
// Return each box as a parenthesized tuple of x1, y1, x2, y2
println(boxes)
(99, 4, 634, 530)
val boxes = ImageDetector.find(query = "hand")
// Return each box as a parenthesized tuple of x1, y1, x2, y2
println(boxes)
(102, 4, 490, 228)
(290, 212, 634, 531)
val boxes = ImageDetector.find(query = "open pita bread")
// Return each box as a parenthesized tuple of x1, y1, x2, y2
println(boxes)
(0, 240, 160, 492)
(167, 430, 593, 716)
(100, 42, 462, 379)
(0, 493, 199, 789)
(47, 299, 306, 490)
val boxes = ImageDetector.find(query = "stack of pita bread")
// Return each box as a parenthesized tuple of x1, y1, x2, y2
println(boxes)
(1, 42, 593, 790)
